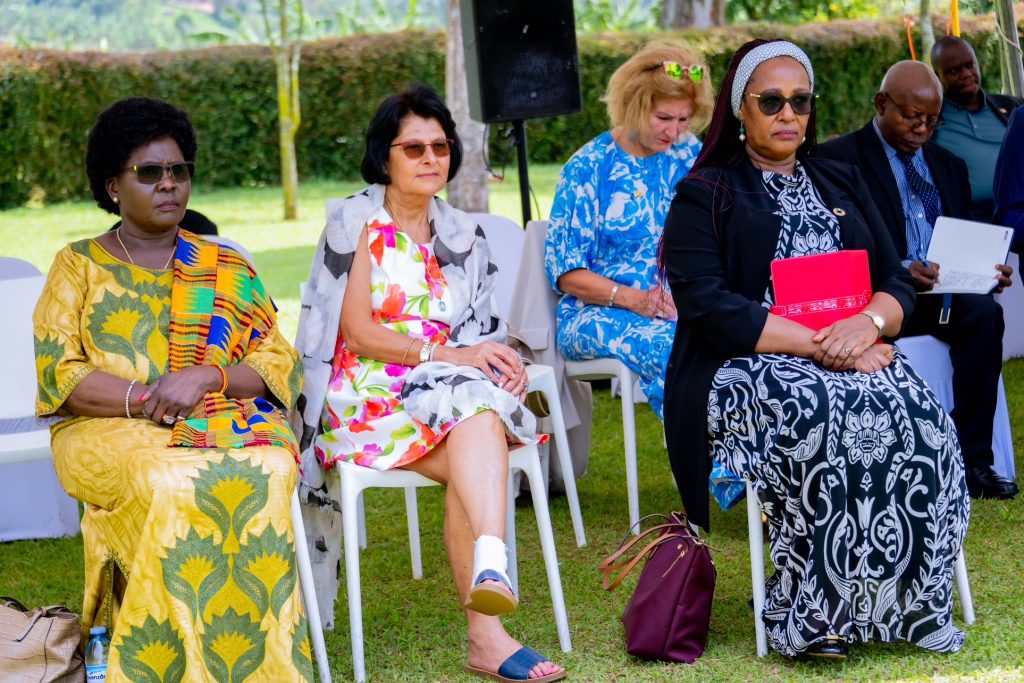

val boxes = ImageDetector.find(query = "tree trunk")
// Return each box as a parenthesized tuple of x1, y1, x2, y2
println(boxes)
(263, 0, 301, 220)
(920, 0, 935, 67)
(660, 0, 723, 29)
(995, 0, 1024, 97)
(444, 0, 488, 213)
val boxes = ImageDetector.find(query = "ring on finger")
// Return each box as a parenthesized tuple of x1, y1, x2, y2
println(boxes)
(842, 346, 853, 356)
(161, 415, 176, 425)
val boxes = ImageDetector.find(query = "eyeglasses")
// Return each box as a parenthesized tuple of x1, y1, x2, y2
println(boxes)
(124, 162, 194, 184)
(881, 92, 940, 130)
(646, 61, 705, 84)
(390, 138, 454, 159)
(746, 91, 818, 116)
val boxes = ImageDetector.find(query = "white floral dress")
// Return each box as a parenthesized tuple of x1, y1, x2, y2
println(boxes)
(316, 210, 541, 470)
(707, 164, 970, 656)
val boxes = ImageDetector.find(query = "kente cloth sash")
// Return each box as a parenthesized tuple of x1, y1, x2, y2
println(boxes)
(167, 230, 299, 458)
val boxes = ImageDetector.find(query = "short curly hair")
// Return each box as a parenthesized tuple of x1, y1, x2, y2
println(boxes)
(85, 97, 197, 215)
(360, 83, 462, 185)
(603, 40, 715, 140)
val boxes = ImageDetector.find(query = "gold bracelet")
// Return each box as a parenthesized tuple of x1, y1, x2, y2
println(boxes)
(207, 365, 228, 394)
(400, 338, 416, 365)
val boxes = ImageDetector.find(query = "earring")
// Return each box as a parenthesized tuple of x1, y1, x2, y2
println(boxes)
(801, 135, 806, 143)
(113, 197, 119, 204)
(738, 122, 746, 142)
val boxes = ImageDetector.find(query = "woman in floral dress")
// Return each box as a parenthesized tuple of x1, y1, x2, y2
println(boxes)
(292, 85, 565, 682)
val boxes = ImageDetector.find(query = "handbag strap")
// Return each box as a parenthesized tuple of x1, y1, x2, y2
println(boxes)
(600, 532, 688, 591)
(600, 521, 685, 573)
(0, 596, 29, 613)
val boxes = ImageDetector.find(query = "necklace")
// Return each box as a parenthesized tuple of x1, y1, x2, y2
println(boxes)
(117, 227, 177, 269)
(384, 195, 428, 240)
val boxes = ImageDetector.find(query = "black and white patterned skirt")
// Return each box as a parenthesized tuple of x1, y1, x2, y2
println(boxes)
(708, 351, 970, 656)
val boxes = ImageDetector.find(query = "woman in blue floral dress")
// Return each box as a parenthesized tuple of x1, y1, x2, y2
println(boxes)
(545, 40, 713, 421)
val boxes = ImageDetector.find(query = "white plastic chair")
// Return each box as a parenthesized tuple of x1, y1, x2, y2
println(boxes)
(335, 441, 573, 683)
(745, 479, 974, 657)
(996, 253, 1022, 360)
(472, 213, 586, 546)
(896, 335, 1015, 481)
(527, 220, 643, 534)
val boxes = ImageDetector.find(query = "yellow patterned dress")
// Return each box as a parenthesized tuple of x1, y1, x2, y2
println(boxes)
(33, 237, 313, 683)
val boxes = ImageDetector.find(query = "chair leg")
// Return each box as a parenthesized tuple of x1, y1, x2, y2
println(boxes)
(404, 487, 422, 579)
(539, 378, 586, 547)
(505, 474, 519, 596)
(515, 450, 573, 653)
(746, 479, 768, 657)
(955, 549, 975, 626)
(357, 490, 367, 549)
(618, 366, 640, 535)
(340, 475, 367, 682)
(291, 491, 332, 683)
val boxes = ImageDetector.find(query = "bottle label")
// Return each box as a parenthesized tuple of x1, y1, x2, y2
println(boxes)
(85, 664, 107, 682)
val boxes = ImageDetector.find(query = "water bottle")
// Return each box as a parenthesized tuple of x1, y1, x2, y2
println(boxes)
(84, 625, 110, 682)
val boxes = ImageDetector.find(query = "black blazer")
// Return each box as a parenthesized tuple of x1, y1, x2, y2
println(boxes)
(661, 157, 915, 530)
(818, 122, 972, 258)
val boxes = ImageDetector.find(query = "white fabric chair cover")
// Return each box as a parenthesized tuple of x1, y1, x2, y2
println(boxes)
(896, 335, 1015, 481)
(996, 252, 1023, 360)
(0, 274, 80, 541)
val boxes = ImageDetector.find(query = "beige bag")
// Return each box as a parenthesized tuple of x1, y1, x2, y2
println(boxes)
(0, 597, 85, 682)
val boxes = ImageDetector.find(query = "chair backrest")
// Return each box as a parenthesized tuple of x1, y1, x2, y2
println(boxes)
(469, 213, 525, 320)
(204, 234, 254, 263)
(996, 252, 1023, 360)
(0, 257, 43, 280)
(0, 276, 46, 420)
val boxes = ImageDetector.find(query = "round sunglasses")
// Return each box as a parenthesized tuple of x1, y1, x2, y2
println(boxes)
(390, 138, 454, 160)
(124, 162, 194, 184)
(746, 91, 818, 116)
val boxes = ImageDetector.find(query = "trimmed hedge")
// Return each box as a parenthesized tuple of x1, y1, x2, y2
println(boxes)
(0, 15, 1013, 207)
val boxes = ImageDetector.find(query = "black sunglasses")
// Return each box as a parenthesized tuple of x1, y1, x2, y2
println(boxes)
(746, 91, 818, 116)
(390, 139, 454, 160)
(125, 162, 194, 184)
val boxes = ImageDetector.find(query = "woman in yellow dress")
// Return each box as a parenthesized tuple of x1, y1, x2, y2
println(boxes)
(34, 97, 312, 682)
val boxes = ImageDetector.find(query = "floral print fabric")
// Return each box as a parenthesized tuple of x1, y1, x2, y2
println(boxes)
(545, 131, 701, 419)
(317, 211, 541, 471)
(706, 165, 970, 656)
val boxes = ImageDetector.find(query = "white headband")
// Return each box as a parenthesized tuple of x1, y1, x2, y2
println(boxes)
(730, 41, 815, 118)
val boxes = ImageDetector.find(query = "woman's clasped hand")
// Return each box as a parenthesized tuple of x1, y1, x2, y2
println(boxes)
(137, 365, 223, 424)
(811, 313, 883, 371)
(437, 340, 529, 402)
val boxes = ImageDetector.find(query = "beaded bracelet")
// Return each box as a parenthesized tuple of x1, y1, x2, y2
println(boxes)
(124, 380, 138, 419)
(400, 338, 416, 366)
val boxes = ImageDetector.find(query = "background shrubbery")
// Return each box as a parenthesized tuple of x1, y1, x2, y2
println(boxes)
(0, 15, 1012, 207)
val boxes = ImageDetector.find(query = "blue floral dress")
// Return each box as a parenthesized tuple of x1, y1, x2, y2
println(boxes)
(545, 130, 701, 420)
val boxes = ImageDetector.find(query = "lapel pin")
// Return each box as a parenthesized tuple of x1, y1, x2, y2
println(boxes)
(832, 207, 847, 216)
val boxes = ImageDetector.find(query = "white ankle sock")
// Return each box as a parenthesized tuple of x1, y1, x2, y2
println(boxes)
(472, 534, 509, 584)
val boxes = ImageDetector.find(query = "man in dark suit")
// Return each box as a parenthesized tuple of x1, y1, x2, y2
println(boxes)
(820, 60, 1017, 499)
(931, 36, 1023, 220)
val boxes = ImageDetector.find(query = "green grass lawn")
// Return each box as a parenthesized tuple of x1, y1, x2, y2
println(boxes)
(2, 173, 1023, 682)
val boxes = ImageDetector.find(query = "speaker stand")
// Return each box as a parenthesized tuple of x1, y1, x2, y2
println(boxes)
(512, 120, 531, 224)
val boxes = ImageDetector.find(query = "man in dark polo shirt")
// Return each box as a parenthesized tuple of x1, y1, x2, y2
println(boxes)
(930, 36, 1023, 221)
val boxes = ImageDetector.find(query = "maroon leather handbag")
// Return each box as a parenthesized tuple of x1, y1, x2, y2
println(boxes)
(599, 512, 717, 663)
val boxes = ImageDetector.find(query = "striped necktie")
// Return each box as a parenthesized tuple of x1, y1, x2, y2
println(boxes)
(896, 151, 940, 227)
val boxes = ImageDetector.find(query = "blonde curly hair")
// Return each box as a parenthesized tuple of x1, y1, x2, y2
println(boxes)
(603, 40, 714, 140)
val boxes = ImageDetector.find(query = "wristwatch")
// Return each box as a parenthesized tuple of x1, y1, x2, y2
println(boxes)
(861, 310, 885, 338)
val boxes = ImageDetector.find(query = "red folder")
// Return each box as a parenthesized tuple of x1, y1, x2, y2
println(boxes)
(769, 250, 872, 331)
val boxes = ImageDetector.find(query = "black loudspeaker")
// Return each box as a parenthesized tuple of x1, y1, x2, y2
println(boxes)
(460, 0, 582, 124)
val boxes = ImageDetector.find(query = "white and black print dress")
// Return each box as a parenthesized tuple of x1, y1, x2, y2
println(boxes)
(707, 164, 970, 656)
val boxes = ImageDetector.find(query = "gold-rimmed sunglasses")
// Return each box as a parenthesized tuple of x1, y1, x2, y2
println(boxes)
(124, 162, 195, 184)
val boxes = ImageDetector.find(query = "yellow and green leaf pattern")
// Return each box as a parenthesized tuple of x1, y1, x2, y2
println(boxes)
(118, 616, 187, 683)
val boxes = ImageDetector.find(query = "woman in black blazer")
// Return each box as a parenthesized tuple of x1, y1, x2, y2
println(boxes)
(661, 39, 969, 659)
